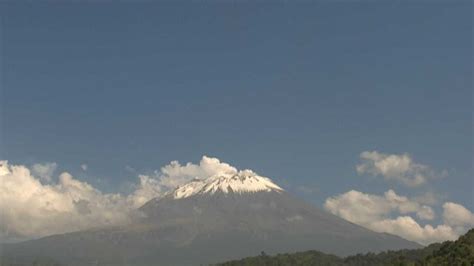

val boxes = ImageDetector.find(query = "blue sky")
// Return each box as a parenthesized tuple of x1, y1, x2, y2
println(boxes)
(0, 3, 472, 243)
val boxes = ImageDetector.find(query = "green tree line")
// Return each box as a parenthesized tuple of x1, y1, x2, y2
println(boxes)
(1, 229, 472, 266)
(215, 228, 474, 266)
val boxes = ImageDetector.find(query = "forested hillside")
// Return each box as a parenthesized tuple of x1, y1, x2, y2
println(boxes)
(0, 256, 61, 266)
(216, 229, 474, 266)
(1, 229, 472, 266)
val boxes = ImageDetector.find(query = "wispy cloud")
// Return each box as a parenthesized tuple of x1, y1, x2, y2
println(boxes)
(356, 151, 442, 187)
(31, 162, 57, 182)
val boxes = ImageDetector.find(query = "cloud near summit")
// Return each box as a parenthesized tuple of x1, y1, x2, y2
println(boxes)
(0, 156, 242, 242)
(1, 154, 471, 246)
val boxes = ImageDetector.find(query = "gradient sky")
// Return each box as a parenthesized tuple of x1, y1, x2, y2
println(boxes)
(0, 2, 472, 226)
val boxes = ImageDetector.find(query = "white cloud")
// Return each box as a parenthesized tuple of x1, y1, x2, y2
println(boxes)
(324, 189, 473, 245)
(31, 162, 57, 182)
(413, 191, 440, 206)
(0, 156, 244, 242)
(126, 174, 167, 208)
(370, 217, 456, 244)
(80, 164, 88, 171)
(159, 156, 237, 185)
(416, 206, 435, 221)
(134, 155, 239, 200)
(324, 190, 390, 225)
(384, 189, 423, 214)
(356, 151, 439, 187)
(442, 202, 474, 233)
(0, 161, 133, 242)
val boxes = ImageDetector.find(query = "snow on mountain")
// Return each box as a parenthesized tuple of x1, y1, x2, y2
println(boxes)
(3, 162, 422, 266)
(171, 170, 284, 199)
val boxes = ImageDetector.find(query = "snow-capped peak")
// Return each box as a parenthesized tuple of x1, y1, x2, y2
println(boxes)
(171, 170, 284, 199)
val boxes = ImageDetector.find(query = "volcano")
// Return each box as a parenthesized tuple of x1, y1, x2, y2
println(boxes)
(2, 170, 421, 266)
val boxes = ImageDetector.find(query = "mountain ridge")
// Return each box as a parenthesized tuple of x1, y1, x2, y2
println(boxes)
(168, 170, 283, 199)
(1, 175, 421, 266)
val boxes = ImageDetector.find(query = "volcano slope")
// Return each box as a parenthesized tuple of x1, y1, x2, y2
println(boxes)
(2, 172, 421, 266)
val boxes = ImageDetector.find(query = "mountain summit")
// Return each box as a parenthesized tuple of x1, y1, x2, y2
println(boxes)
(170, 170, 283, 199)
(2, 165, 421, 266)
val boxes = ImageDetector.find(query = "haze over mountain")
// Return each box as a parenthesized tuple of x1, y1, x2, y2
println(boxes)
(2, 170, 420, 266)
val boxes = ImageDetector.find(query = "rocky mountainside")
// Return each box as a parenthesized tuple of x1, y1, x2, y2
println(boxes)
(1, 172, 421, 266)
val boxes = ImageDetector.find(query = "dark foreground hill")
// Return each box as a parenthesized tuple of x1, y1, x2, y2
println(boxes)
(215, 228, 474, 266)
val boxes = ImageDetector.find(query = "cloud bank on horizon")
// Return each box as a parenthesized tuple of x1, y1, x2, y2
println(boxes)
(324, 190, 473, 245)
(0, 156, 232, 242)
(326, 150, 473, 245)
(0, 153, 472, 245)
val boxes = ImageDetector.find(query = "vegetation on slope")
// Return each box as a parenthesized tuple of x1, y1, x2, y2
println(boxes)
(1, 229, 472, 266)
(216, 250, 344, 266)
(216, 228, 474, 266)
(0, 256, 61, 266)
(423, 228, 474, 266)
